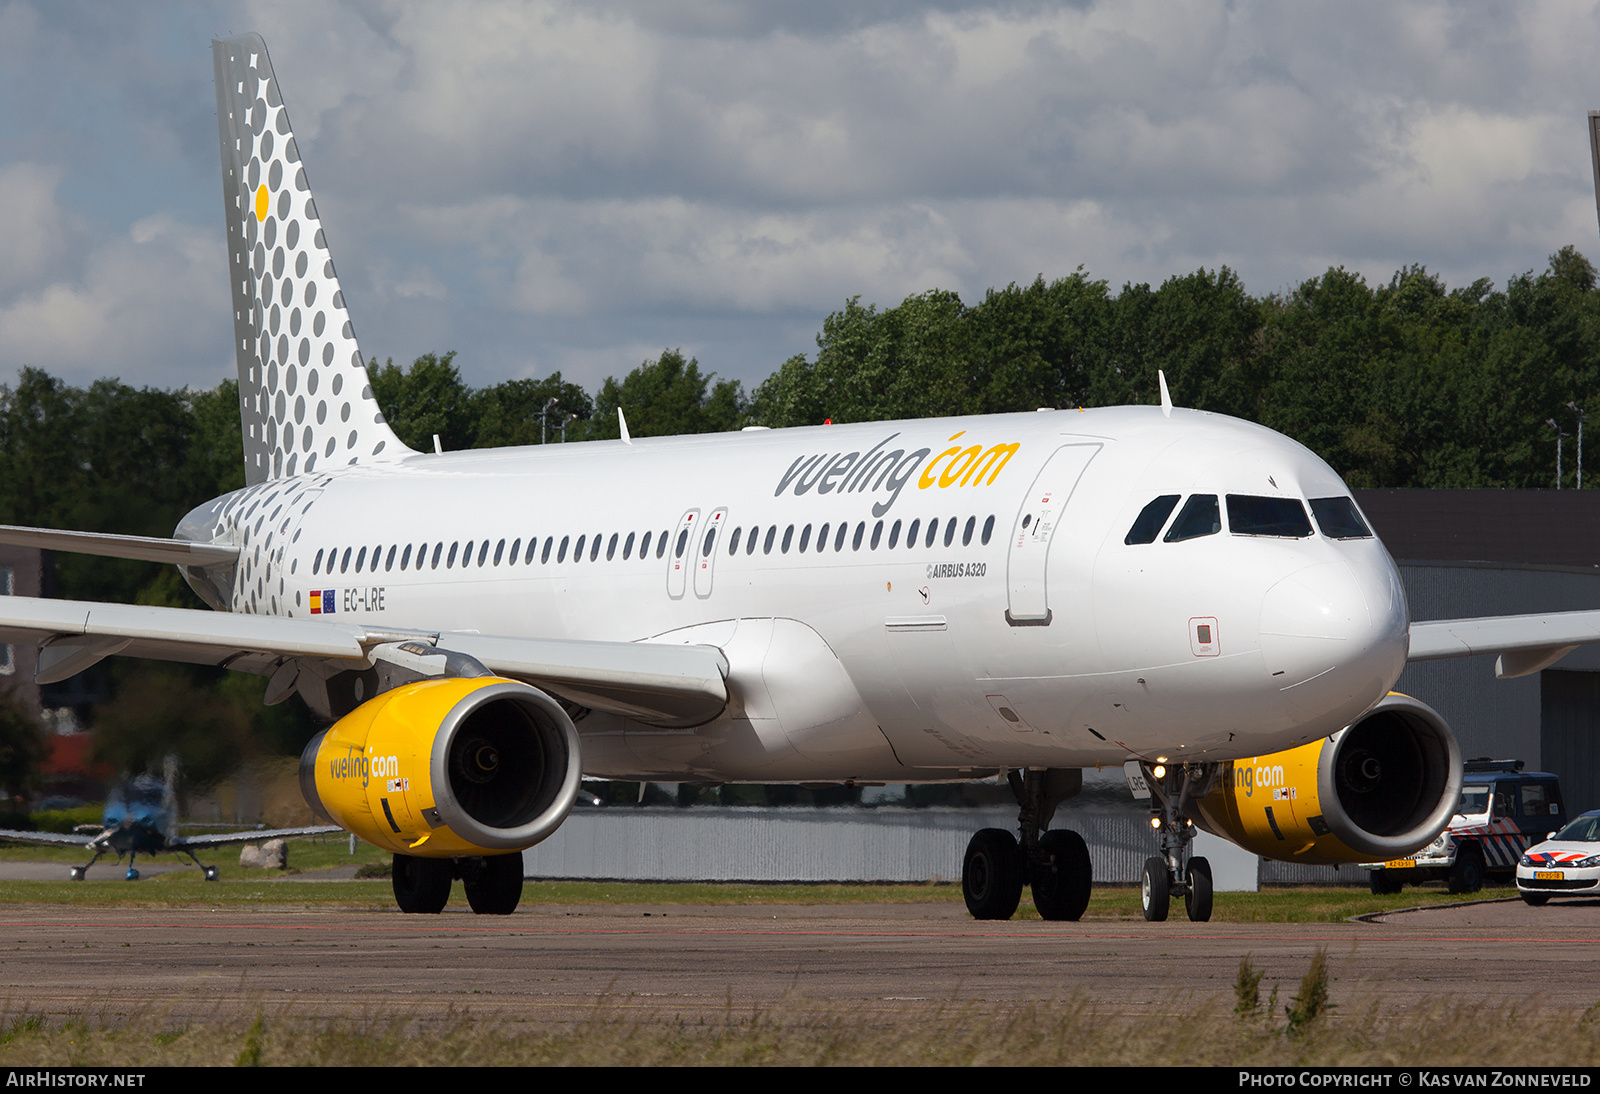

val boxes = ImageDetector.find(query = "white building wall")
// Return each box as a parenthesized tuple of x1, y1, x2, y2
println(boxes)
(523, 806, 1260, 890)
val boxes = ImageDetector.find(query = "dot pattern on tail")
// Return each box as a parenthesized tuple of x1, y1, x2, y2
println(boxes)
(213, 34, 412, 485)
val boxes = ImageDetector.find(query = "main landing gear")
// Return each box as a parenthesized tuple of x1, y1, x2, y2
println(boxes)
(962, 769, 1092, 921)
(65, 850, 218, 882)
(180, 848, 220, 881)
(1136, 761, 1220, 922)
(69, 847, 109, 881)
(392, 852, 526, 915)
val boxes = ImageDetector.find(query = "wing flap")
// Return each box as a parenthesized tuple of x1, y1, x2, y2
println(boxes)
(0, 594, 728, 726)
(0, 596, 374, 677)
(441, 634, 729, 726)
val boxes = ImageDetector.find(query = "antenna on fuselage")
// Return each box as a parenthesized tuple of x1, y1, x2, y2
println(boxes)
(618, 407, 633, 445)
(1158, 370, 1173, 418)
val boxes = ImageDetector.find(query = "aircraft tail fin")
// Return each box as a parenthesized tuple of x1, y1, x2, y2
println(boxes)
(211, 34, 414, 484)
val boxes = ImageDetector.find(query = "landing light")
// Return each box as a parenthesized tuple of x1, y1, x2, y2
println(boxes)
(1152, 764, 1166, 779)
(1150, 817, 1161, 829)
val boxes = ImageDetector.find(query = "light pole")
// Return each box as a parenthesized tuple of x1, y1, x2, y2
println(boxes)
(1549, 419, 1571, 489)
(1568, 401, 1586, 489)
(540, 397, 558, 445)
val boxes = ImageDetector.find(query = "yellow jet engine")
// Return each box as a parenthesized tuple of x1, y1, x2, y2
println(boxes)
(1191, 693, 1463, 865)
(299, 676, 581, 858)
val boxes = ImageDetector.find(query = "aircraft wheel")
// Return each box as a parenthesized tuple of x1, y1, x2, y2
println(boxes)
(1185, 857, 1213, 922)
(203, 866, 219, 882)
(68, 868, 83, 881)
(391, 853, 452, 914)
(1031, 829, 1092, 921)
(462, 854, 524, 915)
(1141, 857, 1170, 922)
(1520, 890, 1551, 907)
(125, 868, 139, 882)
(962, 829, 1023, 920)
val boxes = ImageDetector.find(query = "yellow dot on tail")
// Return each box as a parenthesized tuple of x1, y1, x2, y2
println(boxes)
(254, 184, 269, 222)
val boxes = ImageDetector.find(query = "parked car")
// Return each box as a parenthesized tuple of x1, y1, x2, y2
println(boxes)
(1515, 810, 1600, 905)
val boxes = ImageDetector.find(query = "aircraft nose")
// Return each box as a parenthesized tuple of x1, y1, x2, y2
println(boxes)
(1259, 558, 1408, 729)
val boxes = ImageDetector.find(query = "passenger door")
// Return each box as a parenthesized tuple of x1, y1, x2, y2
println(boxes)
(693, 508, 728, 599)
(666, 509, 699, 600)
(1005, 444, 1100, 625)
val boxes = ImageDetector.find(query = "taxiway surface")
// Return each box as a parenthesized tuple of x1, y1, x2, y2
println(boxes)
(0, 898, 1589, 1025)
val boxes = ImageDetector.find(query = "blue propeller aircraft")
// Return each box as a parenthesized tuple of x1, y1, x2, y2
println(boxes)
(0, 767, 339, 881)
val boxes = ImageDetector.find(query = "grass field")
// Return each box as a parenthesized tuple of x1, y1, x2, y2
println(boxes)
(0, 843, 1565, 1066)
(0, 836, 1524, 920)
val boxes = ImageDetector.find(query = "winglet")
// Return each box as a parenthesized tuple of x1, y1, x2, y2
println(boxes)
(618, 407, 633, 445)
(1158, 370, 1172, 418)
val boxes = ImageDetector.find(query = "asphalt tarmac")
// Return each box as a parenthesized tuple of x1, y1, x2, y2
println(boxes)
(0, 896, 1590, 1026)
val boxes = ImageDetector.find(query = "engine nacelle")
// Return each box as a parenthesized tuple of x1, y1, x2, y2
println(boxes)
(1192, 693, 1462, 865)
(299, 677, 581, 857)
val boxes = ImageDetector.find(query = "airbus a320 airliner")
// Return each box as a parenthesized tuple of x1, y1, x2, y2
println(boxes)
(0, 34, 1594, 921)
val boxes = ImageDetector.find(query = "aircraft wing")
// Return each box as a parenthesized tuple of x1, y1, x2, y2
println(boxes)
(0, 595, 382, 683)
(0, 595, 728, 724)
(0, 830, 98, 847)
(0, 523, 237, 569)
(1408, 610, 1600, 679)
(170, 825, 343, 849)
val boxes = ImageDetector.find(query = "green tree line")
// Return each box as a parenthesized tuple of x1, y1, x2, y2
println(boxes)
(1, 247, 1597, 787)
(364, 247, 1600, 491)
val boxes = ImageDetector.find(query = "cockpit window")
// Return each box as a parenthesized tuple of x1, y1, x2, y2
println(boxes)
(1309, 496, 1373, 539)
(1163, 495, 1221, 542)
(1227, 495, 1312, 538)
(1125, 495, 1181, 545)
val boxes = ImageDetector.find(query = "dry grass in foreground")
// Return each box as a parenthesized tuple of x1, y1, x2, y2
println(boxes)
(1, 990, 1598, 1067)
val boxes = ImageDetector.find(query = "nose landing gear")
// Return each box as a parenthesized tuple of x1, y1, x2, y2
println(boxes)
(1137, 761, 1221, 922)
(961, 768, 1092, 921)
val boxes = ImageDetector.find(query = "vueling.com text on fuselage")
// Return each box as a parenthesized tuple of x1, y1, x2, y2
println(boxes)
(773, 431, 1021, 517)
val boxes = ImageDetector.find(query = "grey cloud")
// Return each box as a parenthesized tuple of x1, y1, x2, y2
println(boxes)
(2, 0, 1598, 396)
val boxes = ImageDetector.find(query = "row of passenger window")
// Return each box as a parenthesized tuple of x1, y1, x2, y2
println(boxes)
(308, 513, 1002, 577)
(1124, 494, 1372, 545)
(310, 530, 671, 575)
(724, 514, 997, 557)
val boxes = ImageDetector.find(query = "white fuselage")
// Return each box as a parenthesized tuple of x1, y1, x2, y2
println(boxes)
(188, 405, 1410, 783)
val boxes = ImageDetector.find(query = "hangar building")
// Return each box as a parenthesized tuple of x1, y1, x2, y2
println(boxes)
(1361, 489, 1600, 815)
